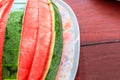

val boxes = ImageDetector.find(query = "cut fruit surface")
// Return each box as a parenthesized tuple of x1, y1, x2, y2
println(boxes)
(45, 2, 63, 80)
(18, 0, 39, 79)
(0, 0, 14, 79)
(1, 0, 63, 80)
(28, 1, 52, 80)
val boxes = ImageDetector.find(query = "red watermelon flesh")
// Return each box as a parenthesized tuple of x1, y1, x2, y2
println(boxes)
(18, 0, 39, 79)
(0, 22, 5, 80)
(28, 1, 52, 80)
(0, 0, 9, 19)
(0, 0, 13, 79)
(39, 0, 50, 4)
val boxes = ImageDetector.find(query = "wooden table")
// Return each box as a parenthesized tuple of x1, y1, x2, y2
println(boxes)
(64, 0, 120, 80)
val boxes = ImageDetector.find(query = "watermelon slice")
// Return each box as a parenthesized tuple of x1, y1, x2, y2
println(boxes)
(2, 11, 23, 79)
(18, 0, 39, 79)
(45, 2, 63, 80)
(0, 0, 13, 79)
(28, 1, 52, 80)
(1, 0, 63, 79)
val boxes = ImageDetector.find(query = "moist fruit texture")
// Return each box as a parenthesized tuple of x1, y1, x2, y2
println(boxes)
(0, 0, 14, 79)
(45, 2, 63, 80)
(28, 1, 52, 79)
(1, 0, 63, 80)
(18, 0, 39, 79)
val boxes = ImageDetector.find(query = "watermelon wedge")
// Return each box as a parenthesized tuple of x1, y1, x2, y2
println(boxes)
(1, 0, 63, 79)
(18, 0, 39, 79)
(2, 11, 24, 79)
(0, 0, 13, 80)
(28, 1, 52, 80)
(45, 2, 63, 80)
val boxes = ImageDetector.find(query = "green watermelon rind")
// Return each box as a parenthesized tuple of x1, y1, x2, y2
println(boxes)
(2, 11, 23, 79)
(45, 2, 63, 80)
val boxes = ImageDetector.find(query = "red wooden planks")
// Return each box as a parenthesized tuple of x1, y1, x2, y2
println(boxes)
(65, 0, 120, 45)
(76, 43, 120, 80)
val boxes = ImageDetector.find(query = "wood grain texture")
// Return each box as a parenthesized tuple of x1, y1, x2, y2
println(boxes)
(77, 43, 120, 80)
(64, 0, 120, 80)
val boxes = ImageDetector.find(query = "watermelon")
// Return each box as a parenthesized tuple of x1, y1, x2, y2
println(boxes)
(18, 0, 39, 79)
(2, 11, 23, 79)
(44, 2, 63, 80)
(0, 0, 14, 80)
(28, 1, 52, 79)
(1, 0, 63, 79)
(2, 0, 39, 79)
